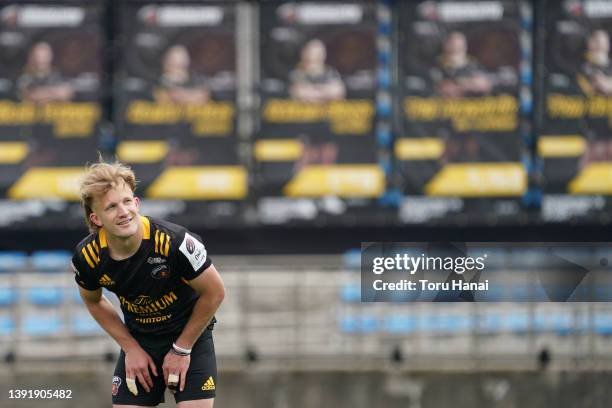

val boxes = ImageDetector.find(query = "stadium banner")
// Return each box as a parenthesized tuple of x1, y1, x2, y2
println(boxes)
(362, 242, 612, 302)
(116, 0, 245, 214)
(540, 0, 612, 222)
(396, 1, 531, 224)
(0, 1, 103, 197)
(115, 1, 245, 225)
(256, 1, 384, 225)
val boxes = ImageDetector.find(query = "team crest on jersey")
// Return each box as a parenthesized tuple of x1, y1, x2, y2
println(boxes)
(112, 376, 121, 396)
(151, 264, 170, 279)
(147, 257, 165, 265)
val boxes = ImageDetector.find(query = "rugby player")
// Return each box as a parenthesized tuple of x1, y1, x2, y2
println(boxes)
(71, 160, 225, 407)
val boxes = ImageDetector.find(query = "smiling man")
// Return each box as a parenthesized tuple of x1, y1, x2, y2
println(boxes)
(71, 160, 225, 408)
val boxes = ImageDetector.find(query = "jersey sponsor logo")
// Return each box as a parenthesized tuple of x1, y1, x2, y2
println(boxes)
(147, 256, 166, 265)
(179, 232, 207, 272)
(201, 376, 215, 391)
(135, 314, 172, 324)
(99, 274, 115, 287)
(151, 264, 170, 279)
(112, 376, 121, 396)
(118, 291, 178, 315)
(132, 295, 152, 306)
(186, 237, 195, 254)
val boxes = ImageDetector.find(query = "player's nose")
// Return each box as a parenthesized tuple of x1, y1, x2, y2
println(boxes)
(116, 202, 129, 216)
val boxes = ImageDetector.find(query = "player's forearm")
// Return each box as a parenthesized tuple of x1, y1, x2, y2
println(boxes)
(85, 296, 141, 352)
(174, 292, 224, 349)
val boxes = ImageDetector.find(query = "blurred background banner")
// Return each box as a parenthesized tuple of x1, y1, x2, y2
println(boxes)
(256, 1, 386, 225)
(115, 0, 246, 224)
(3, 0, 612, 240)
(540, 0, 612, 223)
(396, 0, 531, 224)
(0, 1, 103, 199)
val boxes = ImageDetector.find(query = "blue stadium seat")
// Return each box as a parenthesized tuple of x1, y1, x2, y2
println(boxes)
(479, 314, 502, 334)
(0, 315, 15, 336)
(71, 312, 103, 335)
(342, 249, 361, 270)
(504, 313, 530, 334)
(0, 287, 17, 306)
(384, 315, 416, 334)
(26, 287, 64, 306)
(419, 314, 471, 334)
(340, 283, 361, 303)
(22, 314, 63, 336)
(31, 250, 72, 272)
(594, 315, 612, 336)
(551, 313, 574, 336)
(439, 314, 472, 333)
(0, 251, 28, 273)
(338, 314, 380, 334)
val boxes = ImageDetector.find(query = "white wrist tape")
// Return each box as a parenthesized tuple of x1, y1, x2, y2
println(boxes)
(172, 343, 192, 355)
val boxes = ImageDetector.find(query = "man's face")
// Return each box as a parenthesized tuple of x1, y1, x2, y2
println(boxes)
(445, 33, 467, 56)
(164, 46, 190, 74)
(90, 182, 140, 239)
(590, 30, 610, 54)
(302, 40, 326, 67)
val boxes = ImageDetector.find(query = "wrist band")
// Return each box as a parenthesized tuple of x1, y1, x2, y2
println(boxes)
(170, 348, 190, 357)
(172, 342, 192, 355)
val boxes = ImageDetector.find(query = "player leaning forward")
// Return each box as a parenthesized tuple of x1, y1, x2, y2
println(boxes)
(71, 161, 225, 407)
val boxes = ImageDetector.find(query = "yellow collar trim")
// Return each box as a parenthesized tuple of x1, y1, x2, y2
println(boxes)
(98, 228, 107, 248)
(140, 215, 150, 240)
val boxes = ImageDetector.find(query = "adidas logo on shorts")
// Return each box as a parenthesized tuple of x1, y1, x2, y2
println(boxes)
(201, 376, 215, 391)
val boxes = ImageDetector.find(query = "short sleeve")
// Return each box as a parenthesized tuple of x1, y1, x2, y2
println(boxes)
(72, 252, 100, 291)
(175, 231, 212, 281)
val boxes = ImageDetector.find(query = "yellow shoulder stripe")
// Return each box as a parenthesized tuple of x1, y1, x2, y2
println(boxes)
(81, 247, 95, 268)
(164, 234, 170, 256)
(86, 244, 100, 264)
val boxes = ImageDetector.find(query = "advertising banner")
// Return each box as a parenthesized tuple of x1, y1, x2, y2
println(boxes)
(0, 1, 103, 198)
(116, 1, 245, 204)
(257, 1, 383, 224)
(397, 1, 530, 224)
(540, 0, 612, 222)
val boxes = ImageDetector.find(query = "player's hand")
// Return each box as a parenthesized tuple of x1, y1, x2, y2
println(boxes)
(124, 346, 158, 393)
(162, 351, 191, 393)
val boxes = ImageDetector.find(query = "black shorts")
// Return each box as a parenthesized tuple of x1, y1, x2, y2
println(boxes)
(112, 330, 217, 406)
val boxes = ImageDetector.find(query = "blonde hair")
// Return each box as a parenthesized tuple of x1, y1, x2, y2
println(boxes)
(79, 160, 138, 232)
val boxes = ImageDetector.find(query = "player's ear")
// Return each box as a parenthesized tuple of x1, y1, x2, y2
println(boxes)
(89, 212, 102, 228)
(134, 196, 140, 210)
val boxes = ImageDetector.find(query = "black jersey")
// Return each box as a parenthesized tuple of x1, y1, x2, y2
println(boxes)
(289, 65, 342, 87)
(72, 216, 213, 336)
